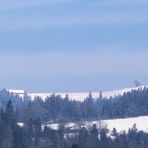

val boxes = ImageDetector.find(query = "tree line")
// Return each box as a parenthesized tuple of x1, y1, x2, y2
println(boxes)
(0, 87, 148, 123)
(1, 100, 148, 148)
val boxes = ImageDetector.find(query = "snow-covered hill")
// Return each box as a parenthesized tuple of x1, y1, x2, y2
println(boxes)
(7, 85, 147, 101)
(28, 85, 146, 101)
(48, 116, 148, 133)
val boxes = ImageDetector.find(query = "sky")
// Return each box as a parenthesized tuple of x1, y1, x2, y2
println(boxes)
(0, 0, 148, 92)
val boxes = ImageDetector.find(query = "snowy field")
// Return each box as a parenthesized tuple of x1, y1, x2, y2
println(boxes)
(28, 85, 147, 101)
(48, 116, 148, 133)
(7, 86, 147, 101)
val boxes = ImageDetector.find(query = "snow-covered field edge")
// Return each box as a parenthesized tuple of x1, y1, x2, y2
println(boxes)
(47, 116, 148, 134)
(8, 85, 148, 101)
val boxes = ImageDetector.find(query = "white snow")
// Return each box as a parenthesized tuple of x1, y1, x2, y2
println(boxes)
(7, 89, 25, 98)
(47, 116, 148, 133)
(17, 122, 24, 127)
(8, 89, 25, 94)
(28, 86, 147, 101)
(104, 116, 148, 133)
(5, 85, 147, 101)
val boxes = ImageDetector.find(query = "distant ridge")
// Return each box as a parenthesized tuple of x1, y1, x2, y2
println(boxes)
(6, 85, 148, 101)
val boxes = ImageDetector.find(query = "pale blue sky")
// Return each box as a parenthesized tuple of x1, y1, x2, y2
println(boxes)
(0, 0, 148, 92)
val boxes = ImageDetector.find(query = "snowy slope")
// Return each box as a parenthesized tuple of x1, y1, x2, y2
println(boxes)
(104, 116, 148, 133)
(6, 85, 147, 101)
(48, 116, 148, 133)
(17, 116, 148, 133)
(28, 86, 147, 101)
